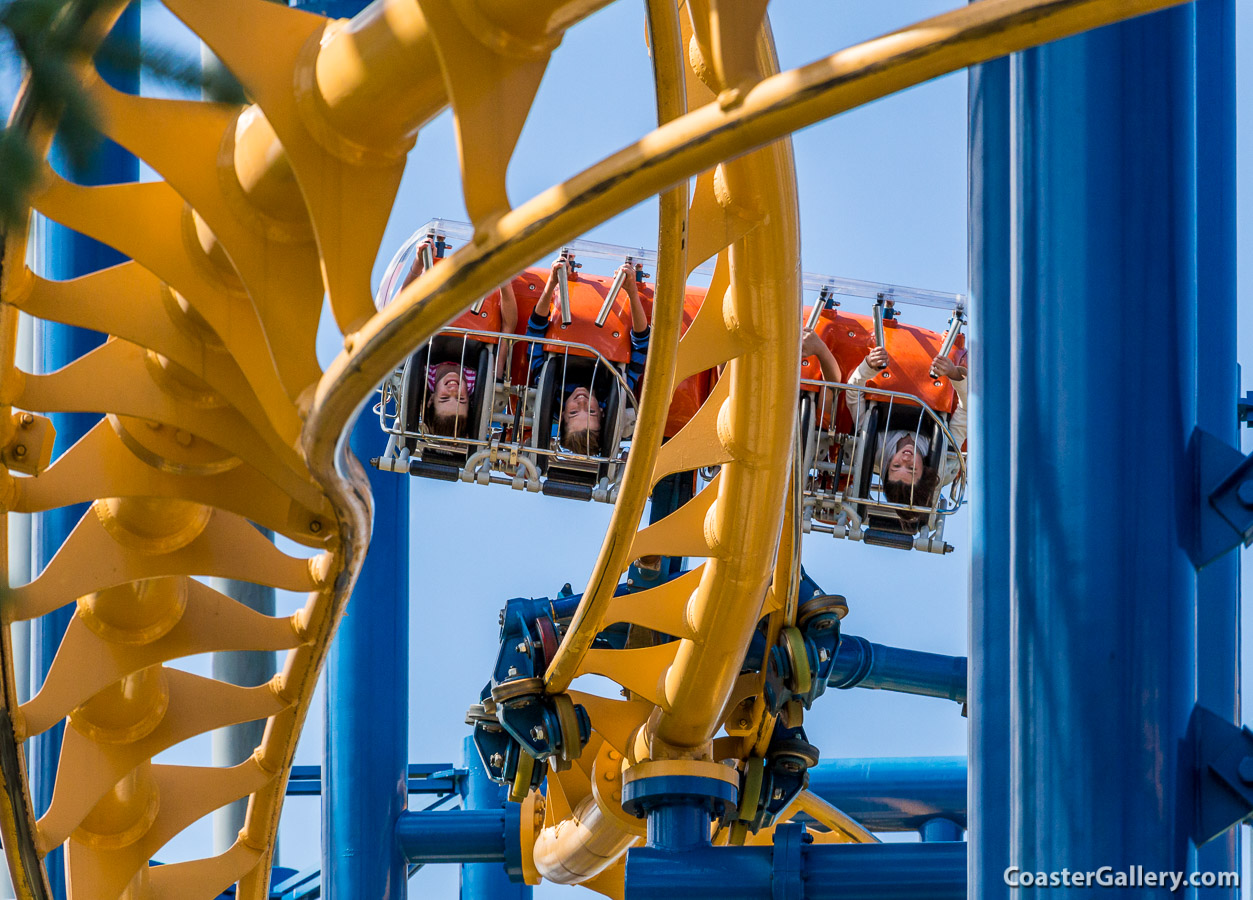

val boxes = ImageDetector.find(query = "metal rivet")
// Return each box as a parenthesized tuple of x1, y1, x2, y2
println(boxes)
(12, 445, 25, 458)
(490, 753, 504, 768)
(310, 520, 322, 533)
(1239, 756, 1253, 785)
(530, 725, 546, 742)
(612, 332, 620, 338)
(481, 311, 488, 318)
(19, 413, 33, 426)
(848, 331, 855, 338)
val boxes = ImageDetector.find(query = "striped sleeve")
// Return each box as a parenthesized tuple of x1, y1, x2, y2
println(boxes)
(626, 326, 650, 396)
(526, 310, 549, 384)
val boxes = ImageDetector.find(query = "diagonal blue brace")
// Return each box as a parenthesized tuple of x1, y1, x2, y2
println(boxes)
(1191, 428, 1253, 568)
(1190, 706, 1253, 846)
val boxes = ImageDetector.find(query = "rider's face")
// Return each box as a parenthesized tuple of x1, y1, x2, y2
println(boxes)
(432, 370, 470, 419)
(561, 386, 601, 434)
(886, 437, 922, 485)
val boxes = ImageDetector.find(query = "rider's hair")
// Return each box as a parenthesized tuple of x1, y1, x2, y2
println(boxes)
(882, 466, 940, 531)
(561, 424, 602, 456)
(425, 400, 465, 437)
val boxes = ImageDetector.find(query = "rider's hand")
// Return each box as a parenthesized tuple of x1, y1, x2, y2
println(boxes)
(801, 330, 826, 358)
(932, 355, 965, 380)
(867, 346, 890, 370)
(619, 263, 636, 286)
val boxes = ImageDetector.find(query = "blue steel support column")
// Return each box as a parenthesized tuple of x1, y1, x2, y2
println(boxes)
(459, 736, 530, 899)
(1193, 1, 1238, 893)
(29, 9, 139, 898)
(322, 413, 409, 900)
(967, 51, 1012, 900)
(1008, 7, 1199, 895)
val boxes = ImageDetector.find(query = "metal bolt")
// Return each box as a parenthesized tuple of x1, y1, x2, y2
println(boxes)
(515, 641, 530, 654)
(604, 770, 615, 782)
(1236, 480, 1253, 509)
(1238, 756, 1253, 785)
(174, 429, 193, 447)
(530, 725, 546, 742)
(507, 666, 518, 677)
(607, 749, 621, 761)
(12, 445, 25, 458)
(818, 648, 829, 663)
(489, 753, 504, 768)
(772, 788, 784, 801)
(612, 332, 620, 338)
(309, 520, 322, 533)
(18, 413, 33, 426)
(847, 331, 855, 337)
(612, 790, 621, 802)
(481, 311, 488, 318)
(738, 718, 750, 729)
(782, 761, 800, 774)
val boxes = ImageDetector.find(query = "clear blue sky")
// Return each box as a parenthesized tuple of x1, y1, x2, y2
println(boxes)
(3, 1, 1252, 897)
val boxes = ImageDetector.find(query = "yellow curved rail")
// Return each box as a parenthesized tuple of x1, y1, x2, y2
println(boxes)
(0, 0, 1187, 898)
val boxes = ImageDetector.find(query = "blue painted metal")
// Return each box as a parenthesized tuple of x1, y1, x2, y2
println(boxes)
(30, 9, 140, 898)
(287, 0, 371, 16)
(805, 757, 966, 832)
(458, 735, 530, 898)
(321, 413, 410, 900)
(269, 867, 321, 899)
(624, 841, 966, 900)
(286, 764, 465, 796)
(396, 811, 515, 864)
(826, 636, 966, 705)
(920, 818, 964, 843)
(621, 773, 737, 853)
(967, 46, 1012, 900)
(1007, 6, 1202, 893)
(1193, 1, 1239, 892)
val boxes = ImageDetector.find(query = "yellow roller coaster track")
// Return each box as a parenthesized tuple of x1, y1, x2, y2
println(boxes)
(0, 0, 1184, 897)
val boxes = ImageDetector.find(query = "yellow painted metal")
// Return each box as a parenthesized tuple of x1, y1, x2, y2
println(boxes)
(542, 0, 689, 699)
(0, 0, 1192, 895)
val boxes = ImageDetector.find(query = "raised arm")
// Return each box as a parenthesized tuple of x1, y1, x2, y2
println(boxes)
(527, 259, 564, 383)
(846, 345, 888, 425)
(621, 264, 649, 335)
(533, 257, 564, 320)
(931, 354, 969, 471)
(802, 330, 842, 382)
(496, 279, 518, 379)
(400, 238, 433, 290)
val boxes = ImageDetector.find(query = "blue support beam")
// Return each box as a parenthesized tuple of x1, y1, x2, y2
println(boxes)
(458, 735, 530, 898)
(322, 413, 410, 900)
(805, 757, 966, 832)
(625, 838, 966, 900)
(1193, 1, 1238, 893)
(30, 9, 140, 898)
(827, 636, 966, 706)
(396, 810, 518, 865)
(997, 5, 1210, 892)
(967, 47, 1012, 900)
